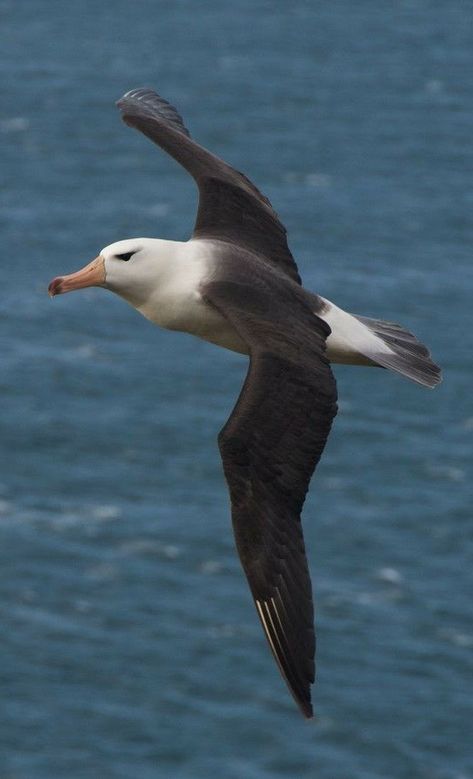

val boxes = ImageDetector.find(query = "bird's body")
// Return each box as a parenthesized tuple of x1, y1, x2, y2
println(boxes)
(49, 89, 441, 718)
(101, 236, 408, 367)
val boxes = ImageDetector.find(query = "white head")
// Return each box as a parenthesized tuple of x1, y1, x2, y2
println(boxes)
(48, 238, 177, 308)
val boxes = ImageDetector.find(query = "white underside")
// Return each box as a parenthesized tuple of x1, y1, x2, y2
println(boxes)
(133, 239, 249, 354)
(110, 238, 394, 365)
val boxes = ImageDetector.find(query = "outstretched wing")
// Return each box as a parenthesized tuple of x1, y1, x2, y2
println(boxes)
(117, 88, 302, 284)
(203, 280, 338, 717)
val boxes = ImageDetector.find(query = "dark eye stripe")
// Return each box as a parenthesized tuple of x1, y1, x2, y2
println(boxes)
(116, 252, 134, 261)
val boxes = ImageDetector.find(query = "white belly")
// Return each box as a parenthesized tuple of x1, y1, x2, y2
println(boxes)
(124, 239, 389, 364)
(134, 239, 249, 355)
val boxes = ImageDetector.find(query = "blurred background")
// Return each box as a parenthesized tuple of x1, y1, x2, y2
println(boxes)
(1, 1, 471, 777)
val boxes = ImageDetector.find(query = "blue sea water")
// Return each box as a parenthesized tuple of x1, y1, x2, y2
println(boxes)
(1, 1, 472, 776)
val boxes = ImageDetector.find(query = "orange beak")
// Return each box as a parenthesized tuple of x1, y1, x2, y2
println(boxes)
(48, 255, 106, 297)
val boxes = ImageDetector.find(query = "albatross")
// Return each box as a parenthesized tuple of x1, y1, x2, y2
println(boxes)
(48, 88, 441, 718)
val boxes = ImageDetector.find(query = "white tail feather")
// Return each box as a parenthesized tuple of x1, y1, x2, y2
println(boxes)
(318, 298, 441, 388)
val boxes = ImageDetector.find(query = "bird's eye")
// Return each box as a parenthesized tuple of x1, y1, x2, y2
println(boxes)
(116, 251, 135, 261)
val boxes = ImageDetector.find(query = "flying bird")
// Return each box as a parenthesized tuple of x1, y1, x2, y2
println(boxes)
(48, 88, 441, 718)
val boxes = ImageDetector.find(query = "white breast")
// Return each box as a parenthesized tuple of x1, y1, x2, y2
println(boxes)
(137, 239, 248, 355)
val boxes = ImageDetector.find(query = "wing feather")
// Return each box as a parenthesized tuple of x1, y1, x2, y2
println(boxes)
(203, 279, 337, 717)
(116, 88, 302, 284)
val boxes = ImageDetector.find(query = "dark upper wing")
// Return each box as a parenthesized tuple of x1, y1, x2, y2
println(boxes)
(203, 280, 338, 718)
(116, 88, 301, 284)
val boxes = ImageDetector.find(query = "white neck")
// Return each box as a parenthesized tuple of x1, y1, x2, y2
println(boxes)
(101, 236, 248, 354)
(106, 238, 217, 332)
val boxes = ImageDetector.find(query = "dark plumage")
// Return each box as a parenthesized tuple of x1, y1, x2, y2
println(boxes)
(117, 88, 337, 716)
(49, 88, 441, 719)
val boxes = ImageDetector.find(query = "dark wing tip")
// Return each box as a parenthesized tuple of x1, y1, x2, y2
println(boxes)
(116, 87, 191, 137)
(255, 594, 315, 719)
(302, 701, 314, 719)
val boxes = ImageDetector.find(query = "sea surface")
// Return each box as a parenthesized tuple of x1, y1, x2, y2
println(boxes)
(1, 1, 472, 777)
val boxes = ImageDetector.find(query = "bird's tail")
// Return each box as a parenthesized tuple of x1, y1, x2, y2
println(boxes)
(352, 313, 442, 388)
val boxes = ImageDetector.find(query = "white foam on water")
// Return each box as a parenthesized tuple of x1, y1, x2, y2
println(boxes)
(91, 504, 121, 521)
(376, 567, 404, 585)
(0, 116, 29, 132)
(199, 560, 223, 575)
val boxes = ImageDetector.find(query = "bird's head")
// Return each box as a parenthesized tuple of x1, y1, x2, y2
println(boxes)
(48, 238, 169, 308)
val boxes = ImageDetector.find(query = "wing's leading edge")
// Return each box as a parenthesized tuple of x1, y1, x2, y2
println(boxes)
(117, 88, 302, 284)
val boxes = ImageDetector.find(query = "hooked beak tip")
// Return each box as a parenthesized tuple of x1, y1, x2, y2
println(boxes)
(47, 256, 106, 298)
(48, 277, 63, 297)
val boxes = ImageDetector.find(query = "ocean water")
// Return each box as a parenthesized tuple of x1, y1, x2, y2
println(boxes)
(1, 1, 472, 777)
